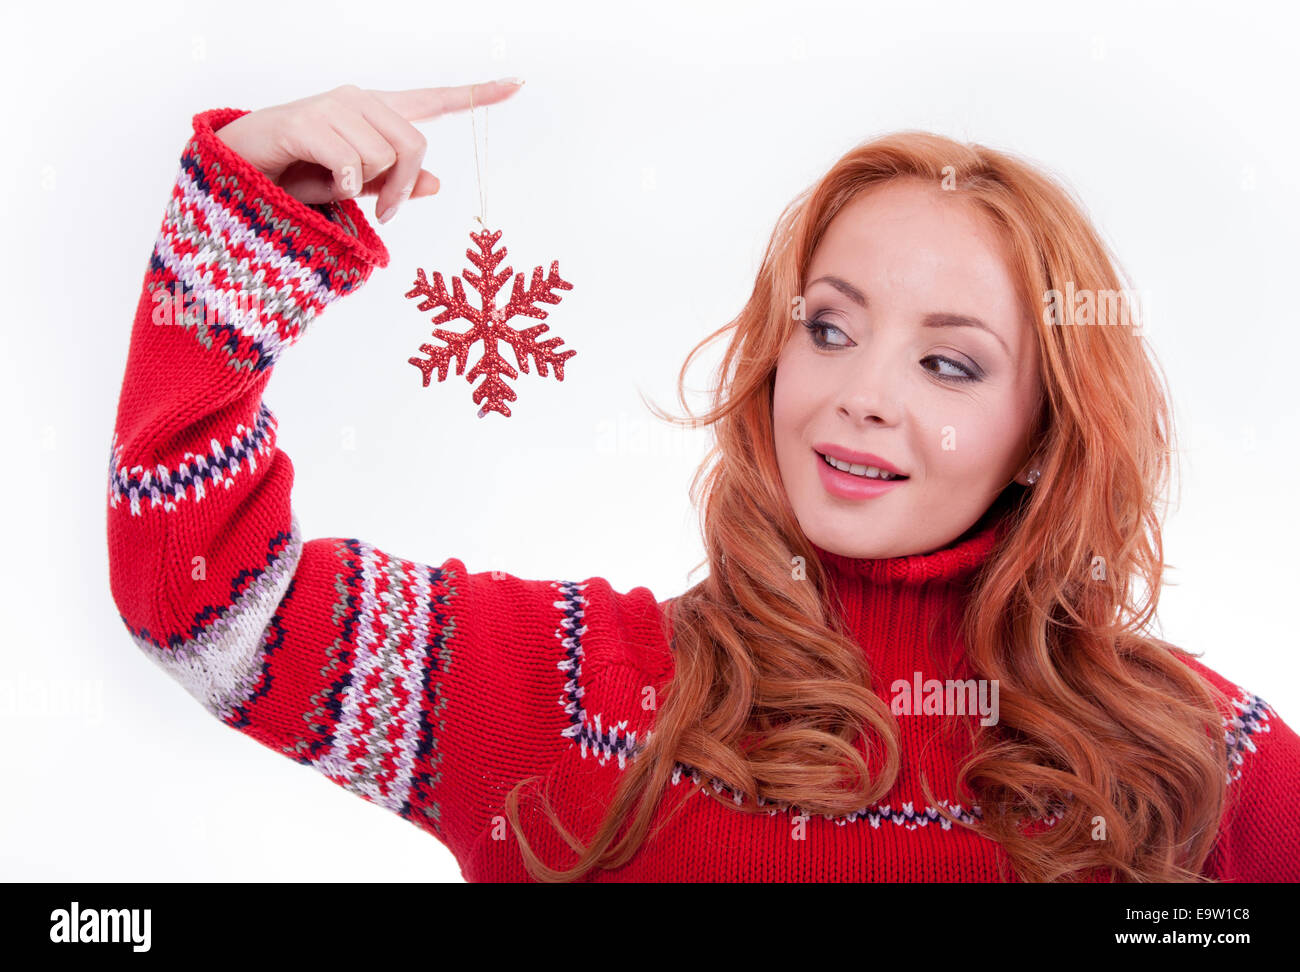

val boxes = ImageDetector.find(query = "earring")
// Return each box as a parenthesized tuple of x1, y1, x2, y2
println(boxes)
(1026, 469, 1041, 485)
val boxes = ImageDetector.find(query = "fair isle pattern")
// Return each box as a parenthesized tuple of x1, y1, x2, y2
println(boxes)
(551, 590, 1274, 830)
(1226, 690, 1275, 784)
(107, 402, 277, 516)
(548, 578, 985, 830)
(553, 580, 646, 769)
(302, 538, 457, 825)
(667, 762, 989, 831)
(118, 515, 302, 723)
(150, 142, 369, 375)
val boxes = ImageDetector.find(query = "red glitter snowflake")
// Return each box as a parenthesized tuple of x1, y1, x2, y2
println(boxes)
(405, 227, 576, 418)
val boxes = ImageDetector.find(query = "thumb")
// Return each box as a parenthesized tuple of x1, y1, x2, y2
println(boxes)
(408, 169, 441, 199)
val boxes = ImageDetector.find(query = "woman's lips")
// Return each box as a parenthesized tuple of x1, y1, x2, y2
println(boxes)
(814, 448, 908, 500)
(811, 442, 907, 477)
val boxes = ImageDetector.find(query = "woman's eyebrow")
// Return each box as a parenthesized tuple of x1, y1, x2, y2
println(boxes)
(806, 274, 1011, 358)
(923, 312, 1011, 359)
(808, 274, 868, 307)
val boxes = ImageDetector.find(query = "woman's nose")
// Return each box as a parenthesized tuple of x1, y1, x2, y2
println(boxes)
(835, 349, 905, 426)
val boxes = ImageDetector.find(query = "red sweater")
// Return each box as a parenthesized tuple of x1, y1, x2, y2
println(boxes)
(107, 106, 1300, 882)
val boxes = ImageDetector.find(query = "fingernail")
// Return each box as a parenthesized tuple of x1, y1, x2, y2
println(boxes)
(496, 76, 525, 86)
(380, 181, 413, 224)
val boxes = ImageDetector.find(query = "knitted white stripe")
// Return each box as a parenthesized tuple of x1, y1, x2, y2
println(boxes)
(315, 539, 433, 813)
(1226, 690, 1275, 783)
(171, 157, 346, 307)
(106, 406, 277, 517)
(552, 581, 645, 769)
(154, 163, 345, 364)
(125, 513, 302, 723)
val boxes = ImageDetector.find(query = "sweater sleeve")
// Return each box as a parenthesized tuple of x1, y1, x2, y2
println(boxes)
(105, 107, 574, 869)
(1174, 655, 1300, 882)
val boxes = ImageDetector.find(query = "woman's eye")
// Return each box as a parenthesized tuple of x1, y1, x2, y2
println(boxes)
(802, 318, 851, 348)
(922, 355, 980, 382)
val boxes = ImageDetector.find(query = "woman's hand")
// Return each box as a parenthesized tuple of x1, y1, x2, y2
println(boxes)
(213, 79, 524, 224)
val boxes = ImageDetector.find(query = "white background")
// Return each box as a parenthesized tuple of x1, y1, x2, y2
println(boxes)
(3, 0, 1297, 882)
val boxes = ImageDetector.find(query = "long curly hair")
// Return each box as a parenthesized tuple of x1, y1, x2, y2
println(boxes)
(502, 130, 1230, 882)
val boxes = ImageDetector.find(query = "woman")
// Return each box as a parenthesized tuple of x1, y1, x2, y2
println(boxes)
(107, 81, 1300, 882)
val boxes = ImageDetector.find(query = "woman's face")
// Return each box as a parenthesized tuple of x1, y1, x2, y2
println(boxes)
(773, 177, 1043, 559)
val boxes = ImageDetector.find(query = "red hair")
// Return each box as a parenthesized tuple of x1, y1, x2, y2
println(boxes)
(503, 130, 1229, 882)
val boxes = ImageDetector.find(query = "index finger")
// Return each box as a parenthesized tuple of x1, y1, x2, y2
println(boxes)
(370, 79, 524, 121)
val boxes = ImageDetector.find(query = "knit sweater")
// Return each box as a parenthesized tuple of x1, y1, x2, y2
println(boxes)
(106, 106, 1300, 882)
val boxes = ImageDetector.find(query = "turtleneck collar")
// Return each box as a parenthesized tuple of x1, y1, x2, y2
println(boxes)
(808, 511, 1007, 588)
(805, 507, 1012, 675)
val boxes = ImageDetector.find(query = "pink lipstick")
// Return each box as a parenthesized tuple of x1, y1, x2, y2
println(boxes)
(812, 444, 909, 500)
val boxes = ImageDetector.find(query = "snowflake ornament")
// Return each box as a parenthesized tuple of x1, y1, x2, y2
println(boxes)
(405, 227, 576, 418)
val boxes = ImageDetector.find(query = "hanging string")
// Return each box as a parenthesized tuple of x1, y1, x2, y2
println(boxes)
(469, 84, 488, 228)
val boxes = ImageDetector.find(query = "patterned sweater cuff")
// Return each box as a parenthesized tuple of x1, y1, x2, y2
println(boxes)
(190, 106, 391, 278)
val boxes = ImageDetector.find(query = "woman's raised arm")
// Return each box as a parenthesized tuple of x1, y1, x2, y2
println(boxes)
(103, 83, 624, 871)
